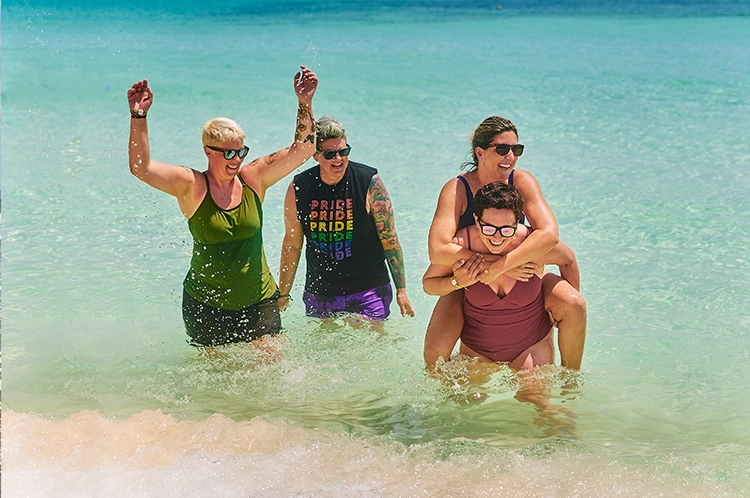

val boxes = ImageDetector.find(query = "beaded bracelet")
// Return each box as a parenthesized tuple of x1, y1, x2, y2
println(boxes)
(280, 294, 293, 301)
(130, 109, 147, 119)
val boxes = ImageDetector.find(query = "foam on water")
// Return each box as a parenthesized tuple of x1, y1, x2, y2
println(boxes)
(4, 407, 747, 497)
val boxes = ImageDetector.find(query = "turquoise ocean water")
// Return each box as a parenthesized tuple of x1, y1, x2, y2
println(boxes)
(3, 1, 750, 496)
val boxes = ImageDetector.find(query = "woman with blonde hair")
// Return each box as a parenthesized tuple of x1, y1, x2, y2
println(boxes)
(126, 67, 318, 347)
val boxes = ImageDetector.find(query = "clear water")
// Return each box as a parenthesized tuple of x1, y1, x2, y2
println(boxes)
(3, 1, 750, 496)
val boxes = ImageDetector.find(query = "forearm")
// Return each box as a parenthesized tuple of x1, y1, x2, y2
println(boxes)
(422, 273, 459, 297)
(128, 118, 151, 179)
(288, 99, 316, 163)
(429, 240, 477, 267)
(384, 246, 407, 290)
(489, 230, 557, 275)
(279, 239, 302, 297)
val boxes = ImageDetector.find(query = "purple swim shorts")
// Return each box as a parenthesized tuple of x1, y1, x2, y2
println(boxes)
(303, 283, 393, 320)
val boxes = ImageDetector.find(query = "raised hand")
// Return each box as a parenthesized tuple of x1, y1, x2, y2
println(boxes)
(127, 79, 153, 115)
(294, 66, 318, 103)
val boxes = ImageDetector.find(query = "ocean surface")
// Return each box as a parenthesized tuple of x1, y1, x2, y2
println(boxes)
(2, 0, 750, 496)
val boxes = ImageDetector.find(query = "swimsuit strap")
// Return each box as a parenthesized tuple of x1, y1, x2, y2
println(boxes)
(457, 175, 473, 202)
(202, 171, 211, 194)
(507, 170, 528, 225)
(456, 175, 475, 230)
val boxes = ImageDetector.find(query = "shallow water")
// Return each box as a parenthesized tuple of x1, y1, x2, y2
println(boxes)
(3, 1, 750, 496)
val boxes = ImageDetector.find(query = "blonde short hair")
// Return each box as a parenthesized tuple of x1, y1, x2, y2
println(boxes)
(202, 118, 246, 147)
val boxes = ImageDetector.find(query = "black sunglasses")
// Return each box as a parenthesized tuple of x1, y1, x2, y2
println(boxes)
(478, 220, 517, 238)
(489, 143, 525, 157)
(206, 145, 249, 160)
(318, 145, 352, 160)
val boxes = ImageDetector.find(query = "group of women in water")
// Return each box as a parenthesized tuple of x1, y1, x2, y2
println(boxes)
(127, 66, 586, 373)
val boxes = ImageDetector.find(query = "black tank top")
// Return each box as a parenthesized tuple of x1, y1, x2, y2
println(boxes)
(293, 161, 390, 295)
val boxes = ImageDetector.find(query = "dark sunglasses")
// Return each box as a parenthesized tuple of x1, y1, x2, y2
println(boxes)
(318, 145, 351, 160)
(489, 143, 525, 157)
(478, 220, 517, 238)
(206, 145, 249, 160)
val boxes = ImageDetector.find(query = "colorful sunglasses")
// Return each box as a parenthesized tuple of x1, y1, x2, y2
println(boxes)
(478, 220, 517, 238)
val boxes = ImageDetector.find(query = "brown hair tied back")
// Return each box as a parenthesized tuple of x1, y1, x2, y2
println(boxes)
(461, 116, 518, 171)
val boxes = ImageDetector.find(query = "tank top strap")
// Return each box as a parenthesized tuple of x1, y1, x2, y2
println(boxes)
(202, 171, 211, 194)
(457, 175, 473, 199)
(457, 175, 475, 231)
(507, 170, 528, 225)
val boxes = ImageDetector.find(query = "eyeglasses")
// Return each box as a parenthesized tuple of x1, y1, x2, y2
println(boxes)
(489, 143, 524, 157)
(206, 145, 249, 160)
(318, 145, 351, 160)
(478, 220, 517, 238)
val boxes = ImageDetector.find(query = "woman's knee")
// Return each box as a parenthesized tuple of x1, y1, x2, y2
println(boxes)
(544, 276, 586, 318)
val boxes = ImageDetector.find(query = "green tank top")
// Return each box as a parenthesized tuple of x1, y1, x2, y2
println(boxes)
(183, 173, 277, 310)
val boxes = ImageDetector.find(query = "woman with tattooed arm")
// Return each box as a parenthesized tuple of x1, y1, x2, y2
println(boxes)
(279, 115, 415, 320)
(127, 66, 318, 347)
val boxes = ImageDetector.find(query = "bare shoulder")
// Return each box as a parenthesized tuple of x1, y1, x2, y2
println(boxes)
(368, 173, 389, 193)
(437, 175, 468, 212)
(177, 168, 208, 219)
(512, 169, 547, 204)
(190, 167, 206, 188)
(512, 169, 540, 188)
(439, 175, 462, 195)
(239, 158, 264, 192)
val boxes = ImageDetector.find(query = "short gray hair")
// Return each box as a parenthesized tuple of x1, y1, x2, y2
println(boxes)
(315, 115, 346, 149)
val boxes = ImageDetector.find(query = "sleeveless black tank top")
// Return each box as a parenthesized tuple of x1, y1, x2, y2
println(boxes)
(293, 161, 390, 295)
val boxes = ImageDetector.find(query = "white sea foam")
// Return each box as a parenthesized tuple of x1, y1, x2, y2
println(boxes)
(4, 409, 741, 498)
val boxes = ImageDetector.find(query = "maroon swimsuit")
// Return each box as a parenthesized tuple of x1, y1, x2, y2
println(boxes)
(460, 233, 551, 363)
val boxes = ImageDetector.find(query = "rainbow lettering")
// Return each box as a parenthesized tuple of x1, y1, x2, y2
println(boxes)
(308, 198, 355, 260)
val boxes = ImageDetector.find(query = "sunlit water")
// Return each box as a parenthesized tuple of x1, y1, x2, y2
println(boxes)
(3, 1, 750, 496)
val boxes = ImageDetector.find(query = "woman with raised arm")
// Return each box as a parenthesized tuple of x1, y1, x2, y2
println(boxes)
(423, 116, 586, 370)
(127, 67, 318, 347)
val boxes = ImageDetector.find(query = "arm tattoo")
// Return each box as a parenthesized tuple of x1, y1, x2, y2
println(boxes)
(384, 248, 407, 289)
(295, 127, 303, 142)
(266, 150, 281, 165)
(370, 175, 407, 289)
(295, 102, 313, 142)
(297, 102, 311, 120)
